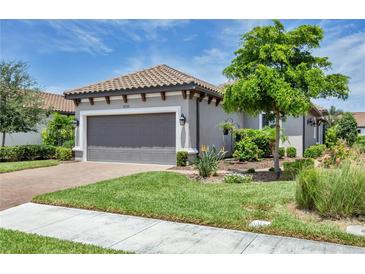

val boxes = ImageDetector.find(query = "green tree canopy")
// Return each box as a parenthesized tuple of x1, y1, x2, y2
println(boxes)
(222, 20, 350, 176)
(336, 112, 358, 146)
(0, 60, 47, 146)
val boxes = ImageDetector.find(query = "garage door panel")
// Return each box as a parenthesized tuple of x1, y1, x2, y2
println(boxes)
(86, 113, 176, 164)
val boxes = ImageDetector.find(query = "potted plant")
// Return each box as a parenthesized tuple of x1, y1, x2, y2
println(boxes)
(219, 122, 235, 135)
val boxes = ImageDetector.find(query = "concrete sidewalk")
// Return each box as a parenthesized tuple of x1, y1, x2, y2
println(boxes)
(1, 203, 364, 254)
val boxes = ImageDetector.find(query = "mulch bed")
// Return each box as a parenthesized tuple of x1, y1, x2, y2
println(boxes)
(170, 157, 297, 172)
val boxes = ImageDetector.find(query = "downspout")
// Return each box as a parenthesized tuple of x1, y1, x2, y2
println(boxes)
(196, 98, 200, 154)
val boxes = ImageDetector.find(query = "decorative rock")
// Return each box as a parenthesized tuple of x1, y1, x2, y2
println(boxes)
(249, 220, 271, 228)
(346, 225, 365, 237)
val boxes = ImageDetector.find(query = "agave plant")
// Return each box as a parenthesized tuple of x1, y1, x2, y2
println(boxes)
(195, 146, 226, 178)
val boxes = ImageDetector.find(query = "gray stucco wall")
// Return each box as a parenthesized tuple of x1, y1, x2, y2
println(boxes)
(4, 117, 49, 146)
(281, 116, 304, 157)
(199, 99, 243, 155)
(243, 113, 260, 129)
(304, 113, 320, 149)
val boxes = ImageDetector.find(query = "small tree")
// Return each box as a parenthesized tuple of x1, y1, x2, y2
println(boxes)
(42, 113, 75, 147)
(0, 61, 46, 146)
(222, 20, 349, 177)
(336, 112, 358, 146)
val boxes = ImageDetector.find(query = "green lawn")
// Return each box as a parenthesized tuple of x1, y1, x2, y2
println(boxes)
(33, 171, 365, 247)
(0, 160, 59, 173)
(0, 228, 127, 254)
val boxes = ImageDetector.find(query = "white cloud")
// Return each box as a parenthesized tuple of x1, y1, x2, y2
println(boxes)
(183, 34, 197, 42)
(112, 47, 230, 85)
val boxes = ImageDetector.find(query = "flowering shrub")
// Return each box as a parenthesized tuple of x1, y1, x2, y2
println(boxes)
(224, 173, 253, 184)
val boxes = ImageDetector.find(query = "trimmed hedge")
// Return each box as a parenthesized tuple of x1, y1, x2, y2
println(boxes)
(304, 144, 326, 159)
(279, 147, 285, 159)
(286, 146, 297, 158)
(176, 151, 188, 167)
(55, 147, 73, 161)
(0, 145, 72, 162)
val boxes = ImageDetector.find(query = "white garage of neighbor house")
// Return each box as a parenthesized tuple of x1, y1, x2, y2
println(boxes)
(65, 64, 326, 164)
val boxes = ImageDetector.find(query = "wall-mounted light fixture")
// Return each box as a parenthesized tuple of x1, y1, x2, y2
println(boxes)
(307, 118, 316, 126)
(179, 113, 186, 126)
(72, 119, 79, 127)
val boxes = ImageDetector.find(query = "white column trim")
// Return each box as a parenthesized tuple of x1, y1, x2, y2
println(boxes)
(77, 106, 182, 162)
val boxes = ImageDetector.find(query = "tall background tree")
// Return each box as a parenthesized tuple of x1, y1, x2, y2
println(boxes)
(0, 61, 46, 146)
(223, 20, 350, 177)
(327, 105, 343, 127)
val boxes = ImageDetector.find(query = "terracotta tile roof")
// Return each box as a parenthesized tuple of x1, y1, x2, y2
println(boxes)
(64, 64, 220, 97)
(41, 92, 75, 114)
(353, 112, 365, 127)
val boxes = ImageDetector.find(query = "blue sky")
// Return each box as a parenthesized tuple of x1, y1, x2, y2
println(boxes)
(1, 19, 364, 111)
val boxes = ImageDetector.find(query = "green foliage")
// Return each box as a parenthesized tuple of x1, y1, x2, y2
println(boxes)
(55, 147, 72, 161)
(283, 158, 314, 177)
(321, 140, 355, 168)
(219, 121, 235, 134)
(42, 113, 75, 147)
(176, 151, 188, 167)
(325, 126, 338, 148)
(278, 147, 285, 159)
(233, 127, 276, 157)
(233, 138, 262, 162)
(326, 105, 343, 127)
(195, 146, 226, 177)
(286, 146, 297, 158)
(222, 20, 349, 176)
(353, 135, 365, 153)
(304, 144, 326, 158)
(336, 112, 358, 146)
(296, 161, 365, 218)
(223, 173, 253, 184)
(0, 61, 47, 146)
(0, 145, 56, 162)
(246, 168, 256, 173)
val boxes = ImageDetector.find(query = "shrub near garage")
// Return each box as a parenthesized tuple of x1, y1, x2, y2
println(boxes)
(176, 151, 188, 167)
(0, 145, 56, 162)
(55, 147, 72, 161)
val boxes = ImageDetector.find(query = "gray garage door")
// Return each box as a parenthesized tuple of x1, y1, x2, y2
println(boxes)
(87, 113, 176, 164)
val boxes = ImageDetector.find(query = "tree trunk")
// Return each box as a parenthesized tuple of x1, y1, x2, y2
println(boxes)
(274, 111, 281, 179)
(1, 132, 5, 147)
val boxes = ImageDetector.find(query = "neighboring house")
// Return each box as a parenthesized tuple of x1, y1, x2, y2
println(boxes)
(65, 64, 326, 164)
(353, 112, 365, 136)
(4, 92, 75, 146)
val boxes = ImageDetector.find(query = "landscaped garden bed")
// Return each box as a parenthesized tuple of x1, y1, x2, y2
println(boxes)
(33, 171, 365, 247)
(0, 228, 128, 254)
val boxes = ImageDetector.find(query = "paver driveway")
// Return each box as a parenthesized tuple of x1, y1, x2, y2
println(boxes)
(0, 162, 171, 210)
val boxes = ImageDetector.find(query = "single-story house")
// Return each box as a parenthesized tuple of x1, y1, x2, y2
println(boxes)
(353, 112, 365, 136)
(4, 92, 75, 146)
(64, 64, 325, 164)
